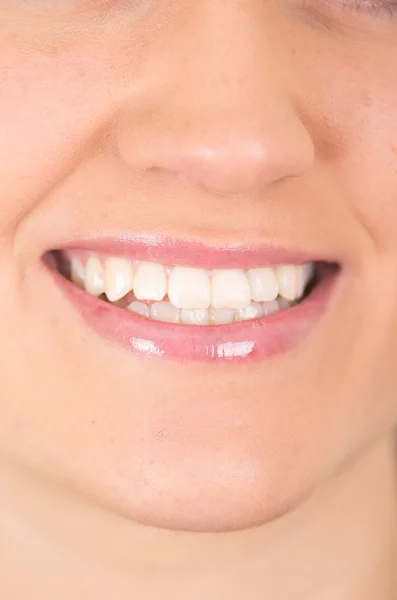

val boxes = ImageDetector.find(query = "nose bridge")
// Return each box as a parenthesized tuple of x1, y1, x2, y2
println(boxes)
(116, 0, 314, 196)
(178, 1, 271, 107)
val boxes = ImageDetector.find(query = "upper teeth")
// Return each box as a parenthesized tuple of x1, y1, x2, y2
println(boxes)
(70, 254, 315, 310)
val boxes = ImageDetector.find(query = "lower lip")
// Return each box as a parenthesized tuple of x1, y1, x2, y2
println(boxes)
(47, 264, 338, 363)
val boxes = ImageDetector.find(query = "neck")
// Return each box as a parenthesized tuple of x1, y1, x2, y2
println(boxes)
(1, 436, 396, 600)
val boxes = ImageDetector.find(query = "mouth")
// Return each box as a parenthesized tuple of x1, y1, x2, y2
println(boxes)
(44, 235, 340, 362)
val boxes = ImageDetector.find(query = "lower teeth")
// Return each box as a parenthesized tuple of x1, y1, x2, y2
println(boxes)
(101, 294, 295, 325)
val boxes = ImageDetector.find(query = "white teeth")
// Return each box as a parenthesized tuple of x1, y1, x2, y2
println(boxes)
(180, 308, 209, 325)
(71, 252, 316, 324)
(85, 255, 105, 297)
(261, 300, 280, 316)
(70, 257, 85, 289)
(275, 265, 299, 301)
(104, 257, 134, 302)
(247, 267, 279, 302)
(133, 261, 167, 301)
(127, 301, 150, 318)
(151, 301, 180, 323)
(168, 267, 211, 309)
(211, 269, 251, 309)
(209, 307, 235, 325)
(295, 265, 307, 298)
(279, 297, 296, 312)
(235, 302, 262, 322)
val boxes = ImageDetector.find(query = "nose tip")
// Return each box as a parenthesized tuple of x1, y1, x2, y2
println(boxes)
(182, 144, 264, 196)
(165, 139, 314, 196)
(117, 113, 315, 197)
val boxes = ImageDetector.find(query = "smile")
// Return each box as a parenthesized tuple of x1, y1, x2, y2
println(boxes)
(45, 235, 340, 362)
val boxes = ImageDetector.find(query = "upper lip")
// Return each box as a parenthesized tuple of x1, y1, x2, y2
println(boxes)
(54, 232, 335, 269)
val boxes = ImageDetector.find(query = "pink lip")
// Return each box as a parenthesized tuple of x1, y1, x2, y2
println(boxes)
(59, 233, 332, 269)
(45, 234, 339, 362)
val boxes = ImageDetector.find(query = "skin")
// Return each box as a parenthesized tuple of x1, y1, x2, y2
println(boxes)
(0, 0, 396, 597)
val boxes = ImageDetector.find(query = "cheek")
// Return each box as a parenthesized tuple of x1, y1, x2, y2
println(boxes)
(295, 34, 397, 253)
(0, 37, 108, 239)
(337, 111, 397, 253)
(297, 46, 397, 432)
(322, 85, 397, 253)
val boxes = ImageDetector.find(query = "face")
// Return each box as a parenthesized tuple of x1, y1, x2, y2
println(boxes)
(0, 0, 397, 533)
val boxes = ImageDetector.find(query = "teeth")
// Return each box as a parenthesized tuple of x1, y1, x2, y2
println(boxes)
(180, 308, 209, 325)
(127, 301, 150, 318)
(85, 255, 105, 297)
(275, 265, 300, 301)
(133, 261, 167, 302)
(104, 257, 134, 302)
(69, 253, 316, 324)
(70, 257, 85, 289)
(211, 269, 251, 309)
(303, 263, 315, 288)
(168, 267, 211, 309)
(209, 307, 235, 325)
(295, 264, 308, 298)
(235, 302, 262, 322)
(261, 300, 280, 316)
(278, 297, 293, 310)
(151, 301, 180, 323)
(247, 268, 279, 302)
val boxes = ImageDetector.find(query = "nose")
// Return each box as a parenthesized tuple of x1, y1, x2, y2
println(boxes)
(116, 2, 314, 197)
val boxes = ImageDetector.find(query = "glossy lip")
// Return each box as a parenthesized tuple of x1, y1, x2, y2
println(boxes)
(44, 234, 340, 363)
(58, 233, 333, 269)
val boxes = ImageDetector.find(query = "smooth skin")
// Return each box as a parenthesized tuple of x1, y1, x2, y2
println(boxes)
(0, 1, 396, 598)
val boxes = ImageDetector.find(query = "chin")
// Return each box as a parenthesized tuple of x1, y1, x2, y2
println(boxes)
(55, 441, 324, 532)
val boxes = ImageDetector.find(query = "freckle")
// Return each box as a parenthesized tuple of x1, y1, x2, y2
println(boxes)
(91, 419, 96, 425)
